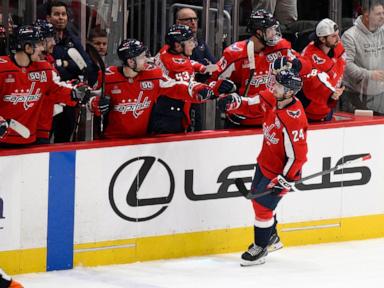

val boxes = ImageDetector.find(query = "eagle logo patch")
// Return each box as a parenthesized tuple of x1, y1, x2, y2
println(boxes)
(312, 54, 325, 65)
(287, 109, 301, 118)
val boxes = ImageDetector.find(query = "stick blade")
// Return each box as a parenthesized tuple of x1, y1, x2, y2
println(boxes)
(67, 48, 87, 70)
(247, 40, 255, 70)
(8, 119, 30, 139)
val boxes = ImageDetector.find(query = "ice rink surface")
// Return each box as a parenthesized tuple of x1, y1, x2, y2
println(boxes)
(16, 238, 384, 288)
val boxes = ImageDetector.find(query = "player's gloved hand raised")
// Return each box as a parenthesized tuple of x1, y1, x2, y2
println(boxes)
(273, 57, 302, 74)
(0, 116, 8, 139)
(217, 93, 242, 112)
(267, 175, 293, 197)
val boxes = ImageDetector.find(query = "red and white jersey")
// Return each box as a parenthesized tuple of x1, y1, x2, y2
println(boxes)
(37, 53, 75, 140)
(155, 46, 206, 127)
(156, 45, 206, 80)
(213, 39, 311, 126)
(234, 90, 308, 180)
(0, 56, 75, 144)
(301, 41, 346, 88)
(97, 65, 210, 139)
(298, 69, 337, 121)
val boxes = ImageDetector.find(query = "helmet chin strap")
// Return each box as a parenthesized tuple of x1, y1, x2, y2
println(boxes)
(181, 42, 189, 57)
(254, 31, 267, 46)
(128, 58, 140, 73)
(25, 43, 37, 63)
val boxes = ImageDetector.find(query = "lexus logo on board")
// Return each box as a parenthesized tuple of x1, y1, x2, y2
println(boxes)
(109, 153, 371, 222)
(109, 156, 175, 222)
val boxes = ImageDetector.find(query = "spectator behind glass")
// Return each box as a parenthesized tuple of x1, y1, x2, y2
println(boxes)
(253, 0, 297, 26)
(175, 8, 216, 71)
(89, 28, 108, 60)
(341, 1, 384, 115)
(46, 1, 98, 142)
(175, 8, 217, 130)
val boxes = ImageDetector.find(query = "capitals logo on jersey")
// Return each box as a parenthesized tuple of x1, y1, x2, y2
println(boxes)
(114, 91, 151, 118)
(287, 109, 301, 118)
(3, 82, 42, 110)
(229, 43, 242, 51)
(312, 54, 325, 65)
(250, 75, 269, 88)
(263, 122, 279, 145)
(172, 58, 186, 64)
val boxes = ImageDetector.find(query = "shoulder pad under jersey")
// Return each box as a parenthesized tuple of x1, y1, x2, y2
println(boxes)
(30, 60, 54, 71)
(223, 40, 248, 61)
(138, 64, 163, 80)
(0, 56, 18, 71)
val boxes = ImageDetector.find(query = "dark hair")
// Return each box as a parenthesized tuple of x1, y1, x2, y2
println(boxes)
(89, 29, 108, 41)
(46, 1, 68, 16)
(362, 0, 384, 13)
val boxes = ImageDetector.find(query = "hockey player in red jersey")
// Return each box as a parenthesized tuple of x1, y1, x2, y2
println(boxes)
(34, 19, 67, 143)
(89, 38, 234, 139)
(0, 25, 88, 146)
(219, 69, 308, 266)
(0, 268, 23, 288)
(151, 24, 217, 133)
(300, 18, 346, 121)
(213, 9, 311, 127)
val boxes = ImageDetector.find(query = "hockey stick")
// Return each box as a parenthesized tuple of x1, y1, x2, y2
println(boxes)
(67, 48, 89, 141)
(86, 43, 106, 133)
(235, 153, 372, 200)
(68, 48, 88, 71)
(226, 40, 255, 125)
(2, 119, 31, 139)
(243, 40, 255, 98)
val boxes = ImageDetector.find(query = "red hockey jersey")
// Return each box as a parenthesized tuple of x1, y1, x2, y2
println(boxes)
(301, 41, 345, 88)
(214, 39, 311, 126)
(96, 65, 210, 139)
(37, 54, 76, 140)
(234, 90, 308, 180)
(0, 56, 75, 144)
(155, 46, 206, 128)
(299, 69, 338, 121)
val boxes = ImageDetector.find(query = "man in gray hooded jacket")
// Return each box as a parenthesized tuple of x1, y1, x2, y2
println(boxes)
(341, 1, 384, 115)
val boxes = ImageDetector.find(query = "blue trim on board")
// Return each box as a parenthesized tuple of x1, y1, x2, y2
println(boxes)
(47, 151, 76, 271)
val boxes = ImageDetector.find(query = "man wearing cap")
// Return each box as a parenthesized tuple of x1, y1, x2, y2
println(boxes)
(341, 1, 384, 115)
(302, 18, 346, 90)
(298, 18, 345, 121)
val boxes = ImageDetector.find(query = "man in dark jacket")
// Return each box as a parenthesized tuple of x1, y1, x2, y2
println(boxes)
(46, 1, 98, 142)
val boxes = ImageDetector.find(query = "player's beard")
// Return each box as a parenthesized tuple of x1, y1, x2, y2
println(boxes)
(325, 40, 338, 49)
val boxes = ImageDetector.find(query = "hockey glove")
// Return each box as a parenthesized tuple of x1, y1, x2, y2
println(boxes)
(272, 57, 302, 74)
(267, 175, 293, 197)
(89, 96, 110, 116)
(218, 93, 242, 112)
(211, 79, 237, 96)
(71, 83, 91, 104)
(0, 117, 8, 139)
(203, 64, 219, 74)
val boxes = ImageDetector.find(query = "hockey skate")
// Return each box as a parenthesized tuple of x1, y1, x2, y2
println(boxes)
(240, 244, 268, 266)
(268, 233, 283, 252)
